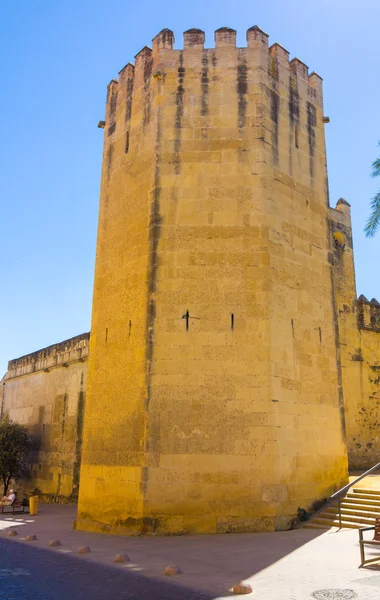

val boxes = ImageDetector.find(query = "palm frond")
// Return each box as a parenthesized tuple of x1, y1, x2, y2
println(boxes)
(371, 157, 380, 177)
(365, 191, 380, 238)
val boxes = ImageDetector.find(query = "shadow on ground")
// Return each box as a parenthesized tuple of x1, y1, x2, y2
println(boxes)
(0, 503, 327, 598)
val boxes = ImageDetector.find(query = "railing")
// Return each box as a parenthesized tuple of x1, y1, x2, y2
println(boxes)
(330, 461, 380, 528)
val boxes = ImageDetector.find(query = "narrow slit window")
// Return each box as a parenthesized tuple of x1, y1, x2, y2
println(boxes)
(295, 125, 299, 148)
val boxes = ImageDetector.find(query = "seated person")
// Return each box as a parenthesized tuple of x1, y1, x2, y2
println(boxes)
(0, 489, 16, 507)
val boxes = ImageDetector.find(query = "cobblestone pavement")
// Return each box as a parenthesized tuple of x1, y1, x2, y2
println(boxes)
(2, 505, 380, 599)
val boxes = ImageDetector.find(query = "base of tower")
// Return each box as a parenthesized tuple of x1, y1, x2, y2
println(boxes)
(73, 513, 292, 536)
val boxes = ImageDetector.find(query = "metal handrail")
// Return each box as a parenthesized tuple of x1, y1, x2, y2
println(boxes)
(330, 461, 380, 528)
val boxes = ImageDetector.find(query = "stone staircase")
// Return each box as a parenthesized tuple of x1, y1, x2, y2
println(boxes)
(305, 488, 380, 529)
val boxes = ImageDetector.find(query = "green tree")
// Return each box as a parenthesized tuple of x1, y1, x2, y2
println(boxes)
(365, 144, 380, 237)
(0, 416, 32, 496)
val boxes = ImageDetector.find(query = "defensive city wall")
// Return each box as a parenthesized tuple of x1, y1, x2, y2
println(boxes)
(1, 333, 89, 500)
(1, 27, 380, 532)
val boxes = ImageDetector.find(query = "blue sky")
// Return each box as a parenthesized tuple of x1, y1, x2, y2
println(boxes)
(1, 0, 379, 375)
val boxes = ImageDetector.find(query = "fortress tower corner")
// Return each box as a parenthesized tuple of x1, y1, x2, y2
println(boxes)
(76, 26, 348, 535)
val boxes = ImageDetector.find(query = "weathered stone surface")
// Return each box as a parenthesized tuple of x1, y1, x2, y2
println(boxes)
(1, 333, 89, 501)
(75, 25, 350, 537)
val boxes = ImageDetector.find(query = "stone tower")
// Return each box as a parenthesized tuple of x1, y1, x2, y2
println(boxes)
(76, 27, 348, 535)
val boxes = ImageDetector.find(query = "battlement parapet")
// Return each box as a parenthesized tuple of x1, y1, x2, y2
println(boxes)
(290, 58, 309, 80)
(215, 27, 237, 48)
(6, 333, 90, 380)
(330, 198, 352, 232)
(184, 28, 205, 49)
(357, 296, 380, 333)
(102, 26, 324, 118)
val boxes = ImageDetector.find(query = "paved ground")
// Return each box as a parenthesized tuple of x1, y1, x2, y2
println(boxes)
(1, 504, 380, 598)
(349, 472, 380, 490)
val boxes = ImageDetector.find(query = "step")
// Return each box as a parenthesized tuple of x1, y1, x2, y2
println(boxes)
(352, 488, 380, 497)
(340, 498, 380, 513)
(348, 492, 380, 501)
(345, 494, 380, 506)
(317, 512, 375, 526)
(311, 517, 361, 529)
(325, 507, 380, 520)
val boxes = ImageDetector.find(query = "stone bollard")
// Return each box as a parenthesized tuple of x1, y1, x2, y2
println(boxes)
(8, 530, 17, 537)
(113, 554, 130, 563)
(232, 583, 253, 595)
(77, 546, 91, 554)
(26, 535, 37, 541)
(164, 564, 182, 576)
(48, 540, 61, 547)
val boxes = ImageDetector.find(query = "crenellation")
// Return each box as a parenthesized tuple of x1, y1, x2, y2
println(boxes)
(184, 28, 205, 49)
(134, 46, 153, 88)
(118, 62, 134, 77)
(269, 43, 290, 64)
(152, 28, 175, 69)
(7, 333, 90, 379)
(290, 57, 309, 80)
(357, 295, 380, 332)
(335, 197, 351, 215)
(214, 27, 237, 48)
(308, 72, 323, 107)
(246, 25, 269, 48)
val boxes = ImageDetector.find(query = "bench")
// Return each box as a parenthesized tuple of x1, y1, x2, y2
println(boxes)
(0, 498, 26, 515)
(359, 518, 380, 566)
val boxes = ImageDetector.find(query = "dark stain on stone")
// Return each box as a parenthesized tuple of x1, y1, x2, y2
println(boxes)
(117, 515, 160, 534)
(145, 108, 163, 413)
(288, 75, 300, 123)
(269, 56, 279, 82)
(125, 130, 130, 153)
(327, 217, 347, 442)
(107, 122, 116, 137)
(126, 77, 134, 122)
(307, 101, 317, 179)
(72, 387, 85, 496)
(270, 90, 280, 165)
(212, 53, 217, 68)
(288, 74, 300, 174)
(142, 103, 165, 502)
(61, 393, 67, 440)
(109, 92, 118, 116)
(201, 53, 209, 117)
(174, 52, 185, 175)
(56, 472, 61, 497)
(237, 58, 248, 129)
(143, 57, 153, 128)
(144, 55, 152, 81)
(106, 144, 114, 181)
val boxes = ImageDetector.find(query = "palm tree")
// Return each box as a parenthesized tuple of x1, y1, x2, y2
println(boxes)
(365, 144, 380, 238)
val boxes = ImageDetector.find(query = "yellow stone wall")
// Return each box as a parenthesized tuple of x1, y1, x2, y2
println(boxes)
(1, 334, 89, 499)
(76, 26, 349, 535)
(330, 201, 380, 470)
